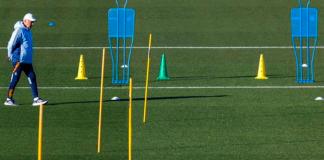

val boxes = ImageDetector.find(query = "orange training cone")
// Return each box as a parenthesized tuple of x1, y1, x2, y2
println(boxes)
(255, 54, 268, 80)
(75, 54, 88, 80)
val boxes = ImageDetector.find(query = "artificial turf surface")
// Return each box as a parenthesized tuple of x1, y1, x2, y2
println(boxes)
(1, 0, 324, 159)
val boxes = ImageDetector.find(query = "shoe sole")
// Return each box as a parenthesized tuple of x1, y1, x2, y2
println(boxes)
(32, 101, 48, 106)
(4, 103, 18, 106)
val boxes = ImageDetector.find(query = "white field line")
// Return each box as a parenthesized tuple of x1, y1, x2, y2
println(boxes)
(0, 86, 324, 90)
(0, 46, 324, 50)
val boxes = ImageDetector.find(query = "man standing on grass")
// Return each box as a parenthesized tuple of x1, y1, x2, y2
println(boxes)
(4, 13, 48, 106)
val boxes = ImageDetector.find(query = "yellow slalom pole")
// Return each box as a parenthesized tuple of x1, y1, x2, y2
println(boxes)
(128, 78, 133, 160)
(143, 33, 152, 123)
(37, 104, 44, 160)
(97, 48, 106, 153)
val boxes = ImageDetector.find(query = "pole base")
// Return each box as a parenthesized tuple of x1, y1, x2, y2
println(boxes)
(75, 77, 88, 80)
(112, 79, 129, 84)
(296, 79, 315, 84)
(157, 76, 170, 81)
(255, 76, 268, 80)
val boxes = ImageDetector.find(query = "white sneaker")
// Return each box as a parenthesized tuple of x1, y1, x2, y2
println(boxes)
(4, 98, 18, 106)
(32, 97, 48, 106)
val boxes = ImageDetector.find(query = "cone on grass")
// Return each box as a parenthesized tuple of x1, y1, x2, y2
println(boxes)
(75, 54, 88, 80)
(157, 53, 170, 80)
(255, 54, 268, 80)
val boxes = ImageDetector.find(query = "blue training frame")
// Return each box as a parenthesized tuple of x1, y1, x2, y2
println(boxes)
(107, 0, 135, 85)
(291, 0, 318, 83)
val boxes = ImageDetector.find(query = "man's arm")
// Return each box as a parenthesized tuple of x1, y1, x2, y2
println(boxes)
(7, 29, 21, 61)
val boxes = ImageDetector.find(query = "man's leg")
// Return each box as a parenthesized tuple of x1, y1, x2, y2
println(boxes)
(23, 64, 47, 106)
(7, 62, 23, 99)
(4, 62, 23, 106)
(23, 64, 38, 98)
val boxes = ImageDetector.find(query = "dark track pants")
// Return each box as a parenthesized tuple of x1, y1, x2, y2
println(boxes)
(7, 62, 38, 99)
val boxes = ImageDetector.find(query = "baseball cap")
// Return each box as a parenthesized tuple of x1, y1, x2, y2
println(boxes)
(23, 13, 36, 22)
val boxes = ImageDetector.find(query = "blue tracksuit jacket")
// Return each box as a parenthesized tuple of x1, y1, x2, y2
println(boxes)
(7, 21, 34, 64)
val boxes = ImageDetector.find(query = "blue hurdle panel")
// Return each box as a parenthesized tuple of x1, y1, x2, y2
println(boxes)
(291, 7, 318, 83)
(108, 8, 135, 38)
(291, 8, 318, 38)
(108, 8, 135, 85)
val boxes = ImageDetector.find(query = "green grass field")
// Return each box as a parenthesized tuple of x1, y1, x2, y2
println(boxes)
(1, 0, 324, 159)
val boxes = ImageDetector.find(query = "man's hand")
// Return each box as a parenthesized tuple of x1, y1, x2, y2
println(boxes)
(12, 62, 20, 73)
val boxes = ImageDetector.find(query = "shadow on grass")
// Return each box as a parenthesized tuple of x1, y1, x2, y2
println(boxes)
(166, 74, 295, 81)
(87, 76, 111, 80)
(268, 74, 295, 79)
(119, 95, 227, 101)
(46, 95, 228, 106)
(151, 75, 254, 82)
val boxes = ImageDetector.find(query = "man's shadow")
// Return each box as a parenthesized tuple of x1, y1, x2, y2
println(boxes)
(47, 95, 228, 106)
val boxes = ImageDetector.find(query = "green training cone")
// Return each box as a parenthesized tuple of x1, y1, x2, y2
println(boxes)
(157, 53, 170, 80)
